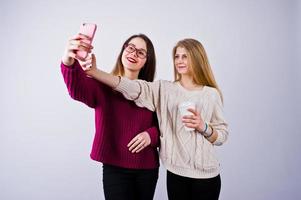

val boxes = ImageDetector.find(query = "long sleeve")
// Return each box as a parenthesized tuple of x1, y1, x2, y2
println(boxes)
(115, 78, 161, 147)
(115, 78, 228, 177)
(145, 113, 160, 148)
(61, 61, 101, 108)
(145, 126, 159, 147)
(115, 77, 162, 112)
(210, 91, 229, 146)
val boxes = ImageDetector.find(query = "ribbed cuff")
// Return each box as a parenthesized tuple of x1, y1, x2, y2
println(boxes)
(146, 127, 159, 147)
(212, 131, 223, 146)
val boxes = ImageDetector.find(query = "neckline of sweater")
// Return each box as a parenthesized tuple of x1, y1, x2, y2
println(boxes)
(175, 81, 206, 93)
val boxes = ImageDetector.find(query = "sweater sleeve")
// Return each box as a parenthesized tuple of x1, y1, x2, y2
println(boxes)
(145, 113, 160, 148)
(61, 61, 101, 108)
(210, 91, 229, 146)
(145, 126, 159, 147)
(115, 77, 162, 112)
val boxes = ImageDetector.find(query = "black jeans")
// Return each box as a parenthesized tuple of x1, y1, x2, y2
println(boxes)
(167, 170, 221, 200)
(102, 164, 159, 200)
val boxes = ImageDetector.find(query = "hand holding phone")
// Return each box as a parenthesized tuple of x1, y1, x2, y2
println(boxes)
(76, 23, 97, 59)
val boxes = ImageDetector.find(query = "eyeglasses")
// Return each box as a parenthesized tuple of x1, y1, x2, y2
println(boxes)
(124, 43, 147, 59)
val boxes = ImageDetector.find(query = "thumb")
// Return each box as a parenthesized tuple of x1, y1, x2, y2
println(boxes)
(92, 54, 97, 68)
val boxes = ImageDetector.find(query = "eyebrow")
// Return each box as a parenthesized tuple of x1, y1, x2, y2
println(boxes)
(128, 43, 147, 51)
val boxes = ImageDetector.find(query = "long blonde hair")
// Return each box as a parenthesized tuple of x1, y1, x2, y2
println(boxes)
(172, 38, 223, 102)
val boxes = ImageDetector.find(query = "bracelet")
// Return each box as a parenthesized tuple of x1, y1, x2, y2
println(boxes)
(204, 125, 214, 138)
(202, 123, 208, 133)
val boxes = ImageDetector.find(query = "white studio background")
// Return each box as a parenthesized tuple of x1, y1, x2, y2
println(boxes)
(0, 0, 300, 199)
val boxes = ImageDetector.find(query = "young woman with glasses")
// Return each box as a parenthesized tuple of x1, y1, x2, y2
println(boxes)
(82, 38, 229, 200)
(60, 33, 159, 200)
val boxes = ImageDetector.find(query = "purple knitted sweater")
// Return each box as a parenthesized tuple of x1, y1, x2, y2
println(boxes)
(61, 61, 159, 169)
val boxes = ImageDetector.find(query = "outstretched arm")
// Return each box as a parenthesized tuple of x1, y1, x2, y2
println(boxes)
(83, 54, 121, 88)
(84, 54, 160, 112)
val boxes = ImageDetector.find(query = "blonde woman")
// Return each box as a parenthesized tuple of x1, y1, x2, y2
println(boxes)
(83, 38, 229, 200)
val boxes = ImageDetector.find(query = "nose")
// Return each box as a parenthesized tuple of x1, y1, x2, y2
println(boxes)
(176, 57, 183, 64)
(129, 50, 138, 58)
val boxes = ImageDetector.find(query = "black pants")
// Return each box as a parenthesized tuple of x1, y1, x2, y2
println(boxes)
(167, 170, 221, 200)
(102, 164, 158, 200)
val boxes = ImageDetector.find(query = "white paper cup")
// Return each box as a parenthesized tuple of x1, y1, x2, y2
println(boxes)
(178, 101, 196, 131)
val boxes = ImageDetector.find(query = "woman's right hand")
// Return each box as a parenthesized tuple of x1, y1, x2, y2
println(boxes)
(61, 34, 93, 66)
(127, 131, 151, 153)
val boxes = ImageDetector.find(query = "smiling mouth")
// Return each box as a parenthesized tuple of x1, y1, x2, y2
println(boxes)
(127, 57, 137, 63)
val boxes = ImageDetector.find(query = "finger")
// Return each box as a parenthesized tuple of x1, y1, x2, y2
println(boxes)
(69, 39, 81, 45)
(187, 108, 198, 116)
(69, 35, 82, 41)
(78, 33, 92, 40)
(127, 134, 141, 148)
(78, 40, 93, 49)
(68, 43, 92, 58)
(182, 118, 193, 123)
(70, 39, 93, 50)
(182, 115, 195, 119)
(68, 51, 88, 62)
(135, 144, 147, 153)
(92, 54, 96, 67)
(70, 34, 91, 40)
(131, 141, 146, 153)
(182, 116, 198, 123)
(69, 45, 92, 54)
(184, 123, 196, 128)
(127, 138, 136, 148)
(73, 42, 93, 52)
(67, 51, 78, 60)
(128, 139, 142, 151)
(182, 119, 199, 126)
(68, 44, 80, 51)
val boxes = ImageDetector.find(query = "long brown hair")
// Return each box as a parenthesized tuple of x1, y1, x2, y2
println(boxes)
(172, 38, 223, 102)
(111, 34, 156, 81)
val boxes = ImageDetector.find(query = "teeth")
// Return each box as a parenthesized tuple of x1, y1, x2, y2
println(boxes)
(128, 58, 136, 63)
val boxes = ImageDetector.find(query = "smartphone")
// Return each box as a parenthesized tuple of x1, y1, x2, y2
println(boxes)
(76, 23, 97, 59)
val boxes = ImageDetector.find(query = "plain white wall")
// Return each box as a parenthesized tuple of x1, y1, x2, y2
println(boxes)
(1, 0, 300, 199)
(297, 0, 301, 125)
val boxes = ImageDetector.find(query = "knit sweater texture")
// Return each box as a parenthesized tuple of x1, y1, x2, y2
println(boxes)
(115, 78, 229, 178)
(61, 61, 159, 169)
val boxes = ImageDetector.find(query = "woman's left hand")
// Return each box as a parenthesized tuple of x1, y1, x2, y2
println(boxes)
(127, 131, 151, 153)
(182, 108, 206, 132)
